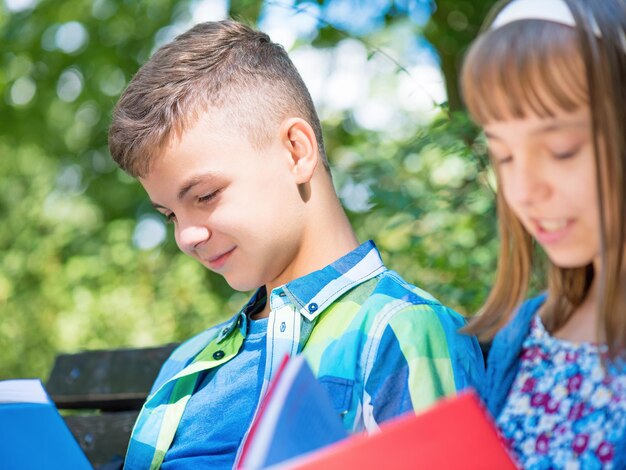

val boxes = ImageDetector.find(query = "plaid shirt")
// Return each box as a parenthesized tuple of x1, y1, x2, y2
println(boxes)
(123, 241, 485, 469)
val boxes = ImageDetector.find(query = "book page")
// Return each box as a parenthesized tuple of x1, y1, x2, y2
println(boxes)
(0, 379, 50, 404)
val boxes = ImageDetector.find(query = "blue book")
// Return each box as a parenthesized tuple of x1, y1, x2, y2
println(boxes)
(0, 379, 93, 470)
(237, 355, 348, 469)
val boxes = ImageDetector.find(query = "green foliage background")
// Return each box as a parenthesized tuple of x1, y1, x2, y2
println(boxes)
(0, 0, 498, 380)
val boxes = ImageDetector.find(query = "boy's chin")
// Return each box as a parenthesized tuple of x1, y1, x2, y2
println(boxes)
(223, 276, 264, 293)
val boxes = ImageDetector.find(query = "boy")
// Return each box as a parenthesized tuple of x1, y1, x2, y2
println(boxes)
(108, 20, 485, 470)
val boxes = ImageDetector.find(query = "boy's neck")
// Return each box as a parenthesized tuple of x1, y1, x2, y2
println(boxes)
(254, 204, 358, 320)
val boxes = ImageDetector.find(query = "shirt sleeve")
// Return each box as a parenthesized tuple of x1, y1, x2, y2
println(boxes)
(363, 302, 484, 426)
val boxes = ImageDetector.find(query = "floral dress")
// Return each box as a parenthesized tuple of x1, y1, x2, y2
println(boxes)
(497, 315, 626, 469)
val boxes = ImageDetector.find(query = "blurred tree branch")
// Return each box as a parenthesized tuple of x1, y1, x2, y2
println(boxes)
(424, 0, 497, 111)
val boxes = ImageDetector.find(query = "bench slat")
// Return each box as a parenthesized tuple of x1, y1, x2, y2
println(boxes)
(47, 344, 178, 411)
(65, 411, 138, 468)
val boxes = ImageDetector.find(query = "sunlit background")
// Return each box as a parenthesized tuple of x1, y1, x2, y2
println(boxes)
(1, 0, 498, 380)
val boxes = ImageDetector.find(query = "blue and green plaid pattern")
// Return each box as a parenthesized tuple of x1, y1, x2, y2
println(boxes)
(123, 241, 485, 469)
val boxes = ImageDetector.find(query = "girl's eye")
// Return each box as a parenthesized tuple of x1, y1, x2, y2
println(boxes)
(552, 148, 580, 160)
(494, 155, 513, 165)
(487, 144, 512, 166)
(163, 212, 176, 223)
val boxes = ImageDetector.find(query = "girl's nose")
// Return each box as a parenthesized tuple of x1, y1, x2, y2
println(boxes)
(505, 157, 550, 207)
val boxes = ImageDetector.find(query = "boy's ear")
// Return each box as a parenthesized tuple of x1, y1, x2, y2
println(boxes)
(279, 117, 319, 184)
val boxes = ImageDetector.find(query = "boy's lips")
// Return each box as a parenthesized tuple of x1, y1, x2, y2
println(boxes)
(205, 247, 236, 269)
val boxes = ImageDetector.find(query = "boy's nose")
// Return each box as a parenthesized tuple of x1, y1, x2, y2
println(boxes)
(176, 224, 211, 253)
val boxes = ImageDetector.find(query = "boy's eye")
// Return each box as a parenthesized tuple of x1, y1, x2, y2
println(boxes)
(198, 190, 220, 203)
(163, 212, 176, 223)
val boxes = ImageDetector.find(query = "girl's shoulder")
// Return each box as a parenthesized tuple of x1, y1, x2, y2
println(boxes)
(483, 293, 548, 416)
(487, 294, 548, 381)
(496, 293, 547, 345)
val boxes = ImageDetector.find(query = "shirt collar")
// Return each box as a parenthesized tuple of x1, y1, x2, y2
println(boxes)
(217, 240, 386, 342)
(283, 240, 386, 321)
(216, 289, 265, 343)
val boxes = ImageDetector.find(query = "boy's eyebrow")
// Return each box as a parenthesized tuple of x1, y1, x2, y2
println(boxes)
(149, 172, 221, 211)
(177, 172, 221, 200)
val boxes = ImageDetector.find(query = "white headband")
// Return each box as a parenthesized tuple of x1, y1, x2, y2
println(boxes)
(491, 0, 577, 29)
(491, 0, 626, 54)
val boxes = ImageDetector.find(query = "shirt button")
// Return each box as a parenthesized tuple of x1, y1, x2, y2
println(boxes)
(213, 350, 225, 360)
(308, 303, 318, 313)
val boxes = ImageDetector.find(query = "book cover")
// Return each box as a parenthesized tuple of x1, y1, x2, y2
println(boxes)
(237, 355, 348, 469)
(282, 390, 519, 470)
(0, 379, 93, 470)
(239, 355, 518, 470)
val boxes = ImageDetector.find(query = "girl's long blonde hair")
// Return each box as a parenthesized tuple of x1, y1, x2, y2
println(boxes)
(462, 0, 626, 358)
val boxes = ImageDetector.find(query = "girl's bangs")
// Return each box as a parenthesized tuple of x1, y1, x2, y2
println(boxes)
(462, 20, 588, 124)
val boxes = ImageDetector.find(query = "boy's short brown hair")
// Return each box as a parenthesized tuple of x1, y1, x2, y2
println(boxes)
(109, 20, 327, 177)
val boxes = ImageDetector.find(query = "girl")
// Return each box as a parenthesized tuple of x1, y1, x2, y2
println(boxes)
(461, 0, 626, 467)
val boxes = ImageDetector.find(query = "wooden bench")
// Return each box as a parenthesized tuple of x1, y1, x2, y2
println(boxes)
(46, 344, 178, 469)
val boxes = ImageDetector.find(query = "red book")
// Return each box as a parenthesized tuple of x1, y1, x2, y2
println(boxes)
(284, 391, 518, 470)
(238, 355, 518, 470)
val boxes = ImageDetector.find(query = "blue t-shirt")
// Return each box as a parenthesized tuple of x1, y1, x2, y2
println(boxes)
(162, 317, 268, 469)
